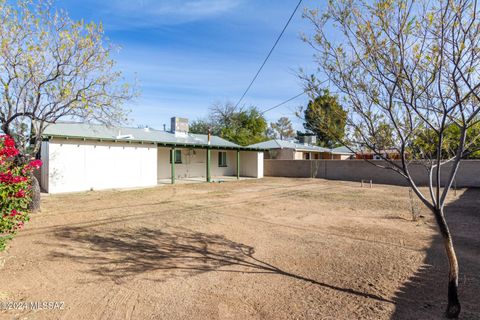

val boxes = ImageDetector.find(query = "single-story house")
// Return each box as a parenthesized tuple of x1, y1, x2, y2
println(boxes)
(39, 117, 264, 194)
(331, 146, 356, 160)
(248, 139, 354, 160)
(355, 148, 402, 160)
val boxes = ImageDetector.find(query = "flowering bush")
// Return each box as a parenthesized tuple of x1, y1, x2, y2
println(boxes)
(0, 135, 42, 251)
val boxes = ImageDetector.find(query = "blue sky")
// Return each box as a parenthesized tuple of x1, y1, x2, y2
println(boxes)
(57, 0, 324, 131)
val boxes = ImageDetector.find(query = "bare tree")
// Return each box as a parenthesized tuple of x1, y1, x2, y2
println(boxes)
(0, 0, 134, 158)
(303, 0, 480, 318)
(209, 101, 238, 129)
(0, 0, 134, 211)
(269, 117, 295, 140)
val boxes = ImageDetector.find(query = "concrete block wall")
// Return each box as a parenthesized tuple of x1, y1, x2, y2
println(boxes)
(264, 160, 480, 187)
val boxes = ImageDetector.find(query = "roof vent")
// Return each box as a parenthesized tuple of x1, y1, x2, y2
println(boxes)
(297, 134, 316, 146)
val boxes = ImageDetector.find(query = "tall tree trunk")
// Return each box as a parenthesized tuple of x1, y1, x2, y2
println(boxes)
(433, 208, 461, 318)
(29, 174, 41, 213)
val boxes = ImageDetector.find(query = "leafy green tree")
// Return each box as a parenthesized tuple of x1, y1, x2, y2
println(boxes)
(411, 122, 480, 159)
(221, 107, 267, 146)
(269, 117, 295, 140)
(358, 121, 394, 151)
(190, 103, 268, 145)
(303, 89, 347, 148)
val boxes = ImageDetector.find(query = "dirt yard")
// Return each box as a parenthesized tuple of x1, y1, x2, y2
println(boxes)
(0, 178, 478, 320)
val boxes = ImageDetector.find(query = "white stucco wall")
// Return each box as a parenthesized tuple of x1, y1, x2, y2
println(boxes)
(158, 147, 206, 180)
(41, 140, 263, 193)
(240, 151, 264, 178)
(294, 151, 304, 160)
(157, 147, 237, 180)
(43, 139, 157, 193)
(212, 150, 237, 177)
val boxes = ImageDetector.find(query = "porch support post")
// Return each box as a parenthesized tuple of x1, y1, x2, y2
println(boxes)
(236, 150, 240, 179)
(171, 147, 176, 184)
(206, 148, 212, 182)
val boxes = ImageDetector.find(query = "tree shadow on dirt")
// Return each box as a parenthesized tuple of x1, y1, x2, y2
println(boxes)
(391, 188, 480, 319)
(49, 225, 393, 304)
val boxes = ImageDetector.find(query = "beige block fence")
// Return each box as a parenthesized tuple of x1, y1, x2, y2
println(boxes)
(264, 160, 480, 187)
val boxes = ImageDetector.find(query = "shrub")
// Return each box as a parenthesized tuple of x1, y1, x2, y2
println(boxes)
(0, 135, 42, 251)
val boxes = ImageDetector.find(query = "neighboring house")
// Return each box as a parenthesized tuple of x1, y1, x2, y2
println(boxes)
(355, 148, 402, 160)
(331, 146, 356, 160)
(248, 139, 354, 160)
(39, 117, 264, 194)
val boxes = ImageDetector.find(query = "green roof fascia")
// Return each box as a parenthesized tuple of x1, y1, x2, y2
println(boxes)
(156, 141, 265, 151)
(43, 134, 266, 152)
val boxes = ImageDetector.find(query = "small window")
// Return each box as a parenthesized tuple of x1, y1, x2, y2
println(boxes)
(170, 149, 182, 164)
(218, 152, 227, 167)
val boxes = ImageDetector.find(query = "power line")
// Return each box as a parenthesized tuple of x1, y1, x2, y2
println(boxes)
(260, 79, 330, 115)
(234, 0, 303, 109)
(260, 91, 306, 115)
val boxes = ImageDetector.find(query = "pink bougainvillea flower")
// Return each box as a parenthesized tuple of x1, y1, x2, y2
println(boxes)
(0, 172, 27, 184)
(14, 189, 26, 198)
(0, 147, 18, 158)
(1, 134, 30, 248)
(0, 135, 20, 158)
(10, 209, 20, 217)
(4, 137, 15, 148)
(0, 172, 13, 183)
(27, 159, 43, 170)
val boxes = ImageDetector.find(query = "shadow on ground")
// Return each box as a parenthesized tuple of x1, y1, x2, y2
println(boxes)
(392, 188, 480, 319)
(50, 225, 392, 304)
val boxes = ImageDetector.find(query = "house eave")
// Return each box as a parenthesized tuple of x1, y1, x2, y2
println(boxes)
(43, 135, 267, 151)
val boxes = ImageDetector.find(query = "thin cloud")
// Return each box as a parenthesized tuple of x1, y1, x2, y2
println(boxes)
(88, 0, 244, 28)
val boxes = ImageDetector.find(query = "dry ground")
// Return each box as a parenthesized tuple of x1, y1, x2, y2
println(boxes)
(0, 177, 479, 320)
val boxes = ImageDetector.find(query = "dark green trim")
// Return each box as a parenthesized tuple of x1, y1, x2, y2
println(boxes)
(236, 150, 240, 180)
(43, 135, 267, 151)
(206, 148, 211, 183)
